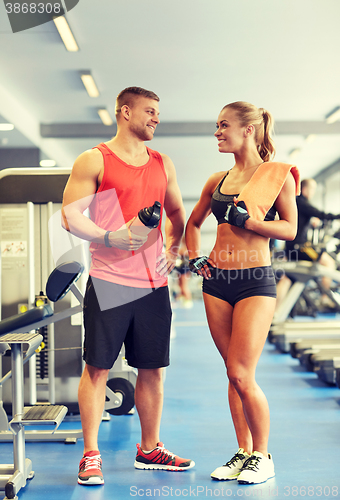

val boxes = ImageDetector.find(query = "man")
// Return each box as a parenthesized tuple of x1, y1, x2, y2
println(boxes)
(62, 87, 194, 485)
(276, 178, 340, 309)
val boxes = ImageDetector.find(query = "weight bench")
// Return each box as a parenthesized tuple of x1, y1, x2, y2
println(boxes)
(0, 261, 84, 500)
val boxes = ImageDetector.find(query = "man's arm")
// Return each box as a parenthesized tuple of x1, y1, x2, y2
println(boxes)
(297, 196, 340, 221)
(62, 149, 147, 251)
(157, 154, 186, 275)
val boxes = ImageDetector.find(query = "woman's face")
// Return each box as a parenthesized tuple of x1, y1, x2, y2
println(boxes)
(214, 108, 247, 154)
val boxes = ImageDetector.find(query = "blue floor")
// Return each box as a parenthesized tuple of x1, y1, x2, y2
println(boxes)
(1, 301, 340, 500)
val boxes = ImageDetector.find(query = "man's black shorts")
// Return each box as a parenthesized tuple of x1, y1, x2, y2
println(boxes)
(83, 276, 172, 370)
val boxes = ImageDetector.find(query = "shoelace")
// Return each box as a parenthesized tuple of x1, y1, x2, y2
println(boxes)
(242, 455, 261, 471)
(81, 455, 102, 471)
(157, 446, 176, 461)
(225, 452, 245, 468)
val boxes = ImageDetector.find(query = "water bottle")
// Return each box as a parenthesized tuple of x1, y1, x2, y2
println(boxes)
(129, 201, 162, 236)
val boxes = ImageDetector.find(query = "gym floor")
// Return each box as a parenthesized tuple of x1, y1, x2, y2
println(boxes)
(1, 301, 340, 500)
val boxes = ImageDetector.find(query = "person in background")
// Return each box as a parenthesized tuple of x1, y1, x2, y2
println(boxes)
(173, 238, 193, 307)
(276, 178, 340, 310)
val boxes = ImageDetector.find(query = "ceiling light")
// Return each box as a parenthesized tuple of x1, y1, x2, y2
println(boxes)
(98, 108, 113, 126)
(305, 134, 316, 144)
(40, 159, 56, 167)
(0, 123, 14, 131)
(53, 16, 79, 52)
(289, 148, 301, 159)
(325, 106, 340, 124)
(80, 71, 100, 98)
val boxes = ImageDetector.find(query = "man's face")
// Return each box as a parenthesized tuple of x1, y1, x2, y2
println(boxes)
(128, 97, 160, 141)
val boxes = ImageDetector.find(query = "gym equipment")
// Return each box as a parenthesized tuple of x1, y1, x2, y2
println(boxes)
(0, 262, 84, 499)
(269, 320, 340, 353)
(0, 167, 83, 414)
(312, 351, 340, 383)
(293, 344, 340, 372)
(290, 338, 340, 359)
(0, 260, 133, 499)
(272, 260, 340, 325)
(335, 368, 340, 389)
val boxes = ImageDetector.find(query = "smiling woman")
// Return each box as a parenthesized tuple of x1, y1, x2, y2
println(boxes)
(185, 100, 299, 485)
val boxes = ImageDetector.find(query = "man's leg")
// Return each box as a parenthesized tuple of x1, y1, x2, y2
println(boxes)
(78, 364, 110, 453)
(133, 367, 195, 471)
(134, 367, 163, 451)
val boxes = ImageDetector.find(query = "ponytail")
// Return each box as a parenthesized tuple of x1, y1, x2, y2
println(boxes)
(258, 109, 275, 162)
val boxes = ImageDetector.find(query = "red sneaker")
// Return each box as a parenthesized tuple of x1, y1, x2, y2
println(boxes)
(134, 442, 195, 471)
(78, 450, 104, 485)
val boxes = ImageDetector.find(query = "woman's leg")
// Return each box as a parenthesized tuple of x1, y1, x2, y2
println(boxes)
(227, 296, 276, 455)
(203, 292, 252, 455)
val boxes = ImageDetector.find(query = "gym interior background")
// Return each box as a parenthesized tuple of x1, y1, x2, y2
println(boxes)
(1, 1, 340, 499)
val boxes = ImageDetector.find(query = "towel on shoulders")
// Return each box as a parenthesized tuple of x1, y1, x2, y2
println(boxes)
(237, 162, 300, 221)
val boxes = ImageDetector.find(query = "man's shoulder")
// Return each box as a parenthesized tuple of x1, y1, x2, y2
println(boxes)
(72, 147, 104, 176)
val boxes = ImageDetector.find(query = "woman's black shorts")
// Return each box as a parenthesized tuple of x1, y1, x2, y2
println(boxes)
(83, 276, 172, 370)
(202, 266, 277, 307)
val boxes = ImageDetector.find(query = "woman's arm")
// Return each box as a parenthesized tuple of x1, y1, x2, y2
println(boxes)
(244, 172, 298, 241)
(185, 172, 224, 259)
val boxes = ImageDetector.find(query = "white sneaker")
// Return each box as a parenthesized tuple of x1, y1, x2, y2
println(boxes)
(211, 448, 250, 480)
(237, 451, 275, 484)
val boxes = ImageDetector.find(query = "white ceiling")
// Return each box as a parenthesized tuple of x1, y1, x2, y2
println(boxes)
(1, 0, 340, 199)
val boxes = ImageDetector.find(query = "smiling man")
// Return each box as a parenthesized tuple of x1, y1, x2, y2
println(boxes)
(61, 87, 192, 485)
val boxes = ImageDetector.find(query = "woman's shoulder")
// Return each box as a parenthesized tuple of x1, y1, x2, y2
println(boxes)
(208, 170, 229, 184)
(205, 170, 228, 190)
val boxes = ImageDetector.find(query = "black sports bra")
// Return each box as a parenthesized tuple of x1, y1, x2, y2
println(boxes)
(211, 173, 277, 225)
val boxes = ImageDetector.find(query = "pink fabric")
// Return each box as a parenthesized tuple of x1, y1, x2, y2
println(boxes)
(88, 143, 168, 289)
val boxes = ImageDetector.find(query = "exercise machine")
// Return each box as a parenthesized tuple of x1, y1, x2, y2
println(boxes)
(272, 260, 340, 325)
(0, 260, 135, 499)
(0, 262, 87, 499)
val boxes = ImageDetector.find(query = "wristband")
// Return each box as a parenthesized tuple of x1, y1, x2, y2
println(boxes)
(104, 231, 112, 248)
(189, 256, 209, 274)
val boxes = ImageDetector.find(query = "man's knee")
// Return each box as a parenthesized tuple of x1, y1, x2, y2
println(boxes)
(84, 364, 110, 383)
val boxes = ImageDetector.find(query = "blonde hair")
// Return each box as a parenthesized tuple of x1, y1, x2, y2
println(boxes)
(223, 101, 276, 162)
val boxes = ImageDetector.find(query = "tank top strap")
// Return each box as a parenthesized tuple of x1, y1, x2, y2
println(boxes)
(93, 142, 112, 156)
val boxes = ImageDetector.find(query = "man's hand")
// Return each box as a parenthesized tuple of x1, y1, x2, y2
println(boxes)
(156, 251, 178, 277)
(108, 220, 148, 251)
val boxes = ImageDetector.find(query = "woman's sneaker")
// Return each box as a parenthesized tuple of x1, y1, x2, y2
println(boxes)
(134, 442, 195, 471)
(211, 448, 250, 480)
(78, 450, 104, 485)
(237, 451, 275, 484)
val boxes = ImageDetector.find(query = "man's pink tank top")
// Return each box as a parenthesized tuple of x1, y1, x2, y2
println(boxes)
(88, 143, 168, 288)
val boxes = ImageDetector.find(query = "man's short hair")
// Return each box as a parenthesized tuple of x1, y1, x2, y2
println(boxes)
(115, 87, 160, 118)
(301, 179, 316, 190)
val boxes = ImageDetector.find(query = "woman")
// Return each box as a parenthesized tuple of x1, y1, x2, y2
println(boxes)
(185, 101, 299, 485)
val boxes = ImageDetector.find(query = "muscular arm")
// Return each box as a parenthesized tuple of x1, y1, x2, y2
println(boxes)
(62, 149, 146, 250)
(158, 154, 186, 274)
(244, 172, 298, 241)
